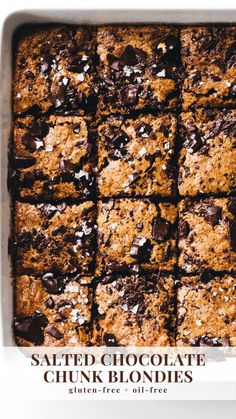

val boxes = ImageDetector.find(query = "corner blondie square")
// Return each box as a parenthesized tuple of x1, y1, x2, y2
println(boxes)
(11, 115, 95, 200)
(14, 201, 96, 275)
(96, 199, 178, 275)
(96, 25, 180, 115)
(14, 274, 92, 346)
(181, 26, 236, 110)
(178, 197, 236, 273)
(97, 113, 177, 198)
(178, 109, 236, 196)
(177, 275, 236, 347)
(92, 274, 175, 346)
(14, 25, 97, 115)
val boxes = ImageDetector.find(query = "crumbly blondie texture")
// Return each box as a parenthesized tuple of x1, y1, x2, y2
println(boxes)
(12, 115, 94, 200)
(14, 274, 92, 346)
(177, 275, 236, 347)
(96, 26, 180, 115)
(14, 201, 96, 275)
(181, 26, 236, 110)
(11, 25, 236, 347)
(14, 25, 97, 115)
(97, 113, 177, 197)
(96, 199, 177, 275)
(178, 197, 236, 273)
(178, 109, 236, 196)
(92, 274, 175, 346)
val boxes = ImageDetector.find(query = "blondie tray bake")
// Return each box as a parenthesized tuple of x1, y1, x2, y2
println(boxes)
(10, 24, 236, 347)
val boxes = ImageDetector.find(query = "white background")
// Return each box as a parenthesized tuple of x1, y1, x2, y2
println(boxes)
(1, 0, 236, 417)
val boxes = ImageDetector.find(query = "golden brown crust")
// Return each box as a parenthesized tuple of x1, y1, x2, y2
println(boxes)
(12, 115, 94, 200)
(96, 25, 179, 115)
(92, 274, 175, 346)
(14, 201, 96, 275)
(178, 109, 236, 196)
(181, 26, 236, 110)
(14, 25, 97, 115)
(14, 274, 92, 346)
(178, 198, 236, 273)
(177, 274, 236, 347)
(97, 114, 177, 197)
(96, 199, 177, 275)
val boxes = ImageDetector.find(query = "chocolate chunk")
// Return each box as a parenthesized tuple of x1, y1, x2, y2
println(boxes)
(32, 311, 48, 328)
(46, 325, 63, 340)
(52, 225, 67, 236)
(59, 160, 77, 173)
(228, 219, 236, 250)
(24, 70, 34, 79)
(134, 121, 153, 138)
(37, 203, 58, 219)
(13, 155, 36, 168)
(30, 121, 49, 138)
(101, 275, 113, 285)
(179, 220, 190, 240)
(227, 198, 236, 217)
(104, 126, 130, 159)
(224, 42, 236, 70)
(130, 237, 152, 261)
(67, 56, 85, 73)
(190, 335, 222, 347)
(104, 127, 129, 146)
(136, 222, 143, 232)
(22, 134, 44, 152)
(119, 45, 139, 66)
(152, 218, 169, 241)
(56, 299, 71, 309)
(162, 35, 180, 64)
(204, 205, 222, 226)
(41, 273, 66, 294)
(67, 39, 79, 54)
(184, 120, 203, 153)
(14, 312, 47, 345)
(55, 83, 66, 106)
(45, 297, 55, 309)
(103, 333, 118, 346)
(199, 33, 217, 54)
(111, 60, 122, 71)
(121, 85, 138, 105)
(73, 123, 81, 133)
(40, 55, 53, 75)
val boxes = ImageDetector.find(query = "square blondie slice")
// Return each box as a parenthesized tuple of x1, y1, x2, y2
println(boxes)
(11, 115, 95, 200)
(14, 201, 96, 275)
(96, 26, 180, 116)
(178, 197, 236, 273)
(177, 274, 236, 346)
(178, 109, 236, 196)
(97, 113, 177, 197)
(92, 274, 175, 346)
(14, 25, 97, 115)
(14, 274, 92, 346)
(96, 199, 177, 275)
(181, 26, 236, 110)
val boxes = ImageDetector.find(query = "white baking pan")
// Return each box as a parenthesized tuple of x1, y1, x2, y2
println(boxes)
(1, 7, 236, 347)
